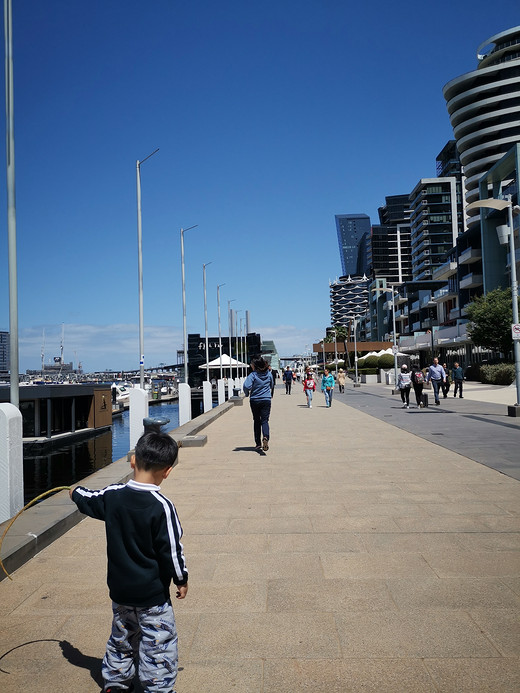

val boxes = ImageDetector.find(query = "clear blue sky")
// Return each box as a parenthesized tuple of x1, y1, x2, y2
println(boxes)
(0, 1, 517, 372)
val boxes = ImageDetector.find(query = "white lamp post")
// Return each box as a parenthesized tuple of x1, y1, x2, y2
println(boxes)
(180, 224, 198, 384)
(320, 339, 325, 369)
(235, 310, 242, 378)
(352, 318, 360, 387)
(203, 261, 212, 383)
(466, 196, 520, 415)
(330, 329, 338, 373)
(217, 283, 225, 380)
(227, 299, 236, 382)
(136, 148, 159, 389)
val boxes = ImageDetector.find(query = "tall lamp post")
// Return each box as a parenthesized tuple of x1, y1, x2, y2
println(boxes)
(227, 299, 236, 382)
(4, 0, 18, 407)
(203, 262, 212, 382)
(136, 148, 159, 390)
(466, 196, 520, 415)
(352, 318, 360, 387)
(240, 317, 245, 376)
(180, 224, 198, 384)
(320, 339, 325, 369)
(330, 329, 338, 373)
(235, 310, 242, 378)
(217, 283, 225, 380)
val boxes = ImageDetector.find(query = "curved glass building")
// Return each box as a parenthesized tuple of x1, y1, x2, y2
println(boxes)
(443, 26, 520, 230)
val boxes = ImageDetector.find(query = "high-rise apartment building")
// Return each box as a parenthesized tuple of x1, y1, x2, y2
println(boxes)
(0, 332, 9, 373)
(335, 214, 370, 277)
(369, 195, 412, 284)
(443, 26, 520, 228)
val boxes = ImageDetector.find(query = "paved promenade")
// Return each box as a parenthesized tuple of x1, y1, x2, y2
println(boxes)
(1, 383, 519, 692)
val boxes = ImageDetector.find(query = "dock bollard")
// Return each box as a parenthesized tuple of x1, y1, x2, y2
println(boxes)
(143, 417, 170, 434)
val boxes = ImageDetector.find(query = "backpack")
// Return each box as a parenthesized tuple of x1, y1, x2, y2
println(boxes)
(399, 372, 411, 388)
(414, 370, 424, 384)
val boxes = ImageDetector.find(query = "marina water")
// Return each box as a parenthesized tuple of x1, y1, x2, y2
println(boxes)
(23, 401, 179, 504)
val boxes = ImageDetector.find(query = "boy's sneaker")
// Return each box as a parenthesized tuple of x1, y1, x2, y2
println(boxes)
(262, 437, 269, 451)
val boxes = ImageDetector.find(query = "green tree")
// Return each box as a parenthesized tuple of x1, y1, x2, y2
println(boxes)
(324, 325, 348, 342)
(465, 288, 518, 355)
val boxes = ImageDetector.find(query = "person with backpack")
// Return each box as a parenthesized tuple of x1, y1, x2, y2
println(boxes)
(397, 364, 412, 409)
(411, 364, 425, 407)
(302, 371, 316, 408)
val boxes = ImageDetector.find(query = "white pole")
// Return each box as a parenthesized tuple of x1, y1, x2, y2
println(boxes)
(217, 283, 225, 381)
(4, 0, 18, 408)
(353, 319, 358, 385)
(180, 224, 198, 384)
(136, 148, 158, 390)
(228, 299, 235, 383)
(507, 198, 520, 406)
(203, 262, 212, 382)
(235, 311, 241, 380)
(392, 289, 398, 388)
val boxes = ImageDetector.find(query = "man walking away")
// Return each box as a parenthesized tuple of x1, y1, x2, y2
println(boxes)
(283, 366, 293, 394)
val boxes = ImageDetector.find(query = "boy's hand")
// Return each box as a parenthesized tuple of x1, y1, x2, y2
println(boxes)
(176, 584, 188, 599)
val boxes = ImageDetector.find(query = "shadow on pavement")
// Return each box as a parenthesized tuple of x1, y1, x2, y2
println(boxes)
(59, 640, 103, 688)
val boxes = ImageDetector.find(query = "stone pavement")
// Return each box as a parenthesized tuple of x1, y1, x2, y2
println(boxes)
(0, 384, 519, 692)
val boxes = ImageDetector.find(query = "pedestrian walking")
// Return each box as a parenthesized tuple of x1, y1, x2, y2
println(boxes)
(321, 367, 335, 407)
(243, 356, 274, 451)
(337, 368, 346, 393)
(397, 364, 412, 408)
(411, 364, 425, 407)
(452, 361, 464, 398)
(302, 371, 316, 408)
(69, 431, 188, 693)
(283, 366, 293, 394)
(425, 357, 446, 405)
(441, 362, 451, 398)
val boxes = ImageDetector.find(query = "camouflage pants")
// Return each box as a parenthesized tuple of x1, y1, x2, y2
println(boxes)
(102, 601, 178, 693)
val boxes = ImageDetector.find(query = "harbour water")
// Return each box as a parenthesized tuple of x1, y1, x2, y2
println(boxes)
(23, 401, 179, 504)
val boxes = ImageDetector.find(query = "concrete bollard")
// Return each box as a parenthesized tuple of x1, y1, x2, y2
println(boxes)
(217, 378, 225, 405)
(0, 403, 24, 523)
(178, 383, 191, 426)
(227, 379, 234, 401)
(129, 387, 149, 452)
(202, 381, 212, 413)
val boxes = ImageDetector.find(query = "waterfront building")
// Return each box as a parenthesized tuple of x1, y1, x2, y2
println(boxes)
(443, 26, 520, 222)
(330, 274, 370, 327)
(0, 331, 9, 373)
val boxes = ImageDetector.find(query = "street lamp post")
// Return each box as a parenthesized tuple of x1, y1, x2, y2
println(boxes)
(136, 148, 159, 389)
(227, 299, 236, 382)
(4, 0, 18, 407)
(203, 262, 212, 383)
(320, 339, 325, 369)
(466, 196, 520, 415)
(330, 329, 338, 373)
(235, 310, 242, 379)
(352, 318, 360, 387)
(240, 317, 245, 376)
(217, 283, 225, 380)
(180, 224, 198, 384)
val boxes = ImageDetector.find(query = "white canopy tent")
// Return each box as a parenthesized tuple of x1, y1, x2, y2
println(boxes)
(198, 353, 249, 370)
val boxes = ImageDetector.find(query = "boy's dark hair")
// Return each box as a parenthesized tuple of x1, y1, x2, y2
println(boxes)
(134, 431, 178, 471)
(252, 356, 268, 372)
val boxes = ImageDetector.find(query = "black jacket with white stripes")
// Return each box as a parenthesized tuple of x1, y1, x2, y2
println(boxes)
(72, 479, 188, 608)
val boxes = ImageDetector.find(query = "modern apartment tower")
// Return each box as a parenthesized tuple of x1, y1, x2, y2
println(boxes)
(332, 214, 371, 327)
(335, 214, 370, 277)
(443, 26, 520, 228)
(0, 331, 9, 373)
(369, 195, 412, 284)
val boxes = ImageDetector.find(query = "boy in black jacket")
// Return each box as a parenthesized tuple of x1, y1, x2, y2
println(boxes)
(70, 431, 188, 693)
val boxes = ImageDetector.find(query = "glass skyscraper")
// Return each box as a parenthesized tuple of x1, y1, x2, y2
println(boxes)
(335, 214, 370, 277)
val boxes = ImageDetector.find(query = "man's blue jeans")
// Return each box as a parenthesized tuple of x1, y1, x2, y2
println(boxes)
(431, 379, 442, 403)
(250, 399, 271, 446)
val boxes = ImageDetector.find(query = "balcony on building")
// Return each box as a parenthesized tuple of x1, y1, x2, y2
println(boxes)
(410, 300, 420, 313)
(458, 247, 482, 265)
(420, 294, 436, 308)
(460, 272, 484, 289)
(449, 307, 461, 320)
(412, 320, 421, 331)
(432, 260, 457, 281)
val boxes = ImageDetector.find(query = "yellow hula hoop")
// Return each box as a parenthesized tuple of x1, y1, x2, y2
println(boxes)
(0, 486, 71, 581)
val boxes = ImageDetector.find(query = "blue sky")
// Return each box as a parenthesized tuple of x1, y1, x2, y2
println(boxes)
(0, 1, 517, 372)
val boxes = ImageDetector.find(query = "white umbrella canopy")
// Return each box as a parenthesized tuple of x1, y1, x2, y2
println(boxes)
(199, 353, 249, 369)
